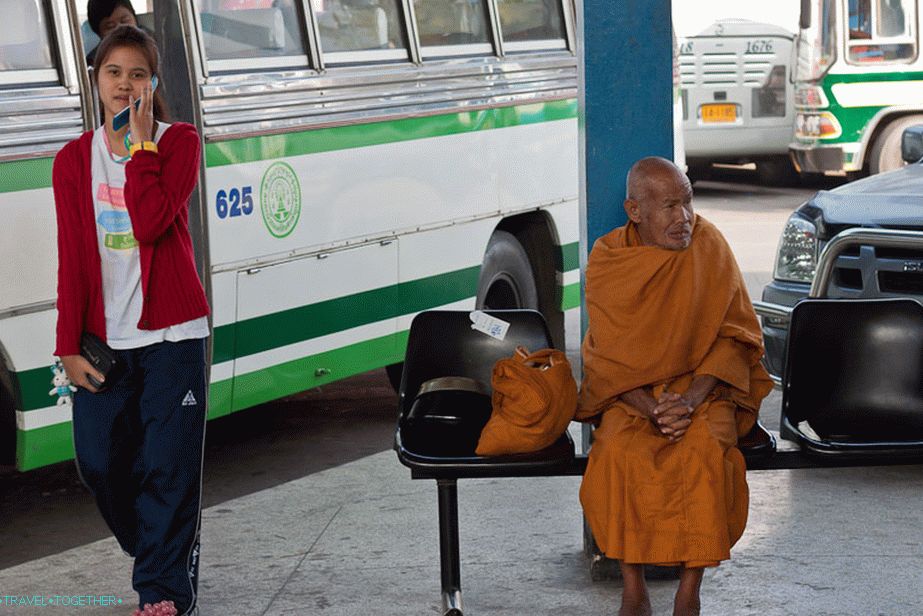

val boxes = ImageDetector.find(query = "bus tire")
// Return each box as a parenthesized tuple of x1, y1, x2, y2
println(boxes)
(756, 157, 799, 186)
(686, 163, 712, 184)
(869, 114, 923, 175)
(386, 230, 539, 394)
(475, 230, 539, 311)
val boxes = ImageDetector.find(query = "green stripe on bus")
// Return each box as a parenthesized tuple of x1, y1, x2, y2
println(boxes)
(15, 368, 52, 415)
(0, 157, 54, 194)
(15, 266, 477, 411)
(17, 421, 74, 471)
(15, 332, 409, 470)
(205, 99, 578, 167)
(560, 241, 579, 272)
(561, 281, 581, 311)
(16, 357, 237, 416)
(214, 265, 480, 363)
(16, 255, 582, 412)
(230, 330, 407, 412)
(17, 379, 240, 471)
(209, 378, 233, 419)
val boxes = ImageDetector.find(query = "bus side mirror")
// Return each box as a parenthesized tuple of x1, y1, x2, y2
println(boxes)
(800, 0, 811, 29)
(901, 126, 923, 163)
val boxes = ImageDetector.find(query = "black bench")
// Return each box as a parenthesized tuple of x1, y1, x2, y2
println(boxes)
(394, 303, 923, 616)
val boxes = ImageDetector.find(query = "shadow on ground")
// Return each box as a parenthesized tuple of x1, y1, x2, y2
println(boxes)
(0, 369, 398, 569)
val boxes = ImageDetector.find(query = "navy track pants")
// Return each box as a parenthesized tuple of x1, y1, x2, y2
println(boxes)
(72, 338, 207, 615)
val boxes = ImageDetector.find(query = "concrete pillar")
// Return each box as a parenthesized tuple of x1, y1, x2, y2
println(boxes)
(577, 0, 674, 253)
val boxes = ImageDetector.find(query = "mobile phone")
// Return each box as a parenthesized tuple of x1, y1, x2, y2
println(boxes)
(112, 74, 158, 132)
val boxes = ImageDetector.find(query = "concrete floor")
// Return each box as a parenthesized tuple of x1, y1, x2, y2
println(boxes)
(3, 174, 920, 615)
(2, 443, 922, 615)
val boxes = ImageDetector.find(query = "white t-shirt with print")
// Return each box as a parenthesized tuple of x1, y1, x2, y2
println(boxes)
(91, 123, 209, 349)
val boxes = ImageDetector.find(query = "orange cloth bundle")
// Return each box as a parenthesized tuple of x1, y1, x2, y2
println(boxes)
(475, 346, 578, 456)
(578, 216, 773, 567)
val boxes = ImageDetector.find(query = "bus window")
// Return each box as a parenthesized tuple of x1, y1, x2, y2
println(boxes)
(496, 0, 566, 50)
(847, 0, 916, 63)
(311, 0, 409, 63)
(0, 0, 57, 84)
(195, 0, 309, 69)
(413, 0, 493, 57)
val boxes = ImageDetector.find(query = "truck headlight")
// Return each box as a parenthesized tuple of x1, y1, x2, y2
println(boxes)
(774, 215, 818, 283)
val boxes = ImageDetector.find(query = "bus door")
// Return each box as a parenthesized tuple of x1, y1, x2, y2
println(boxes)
(0, 0, 92, 469)
(158, 0, 404, 416)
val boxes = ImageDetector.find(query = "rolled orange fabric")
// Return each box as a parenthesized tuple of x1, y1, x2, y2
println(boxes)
(476, 347, 577, 456)
(579, 215, 772, 567)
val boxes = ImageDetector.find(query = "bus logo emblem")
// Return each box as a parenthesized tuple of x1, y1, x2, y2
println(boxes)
(259, 162, 301, 238)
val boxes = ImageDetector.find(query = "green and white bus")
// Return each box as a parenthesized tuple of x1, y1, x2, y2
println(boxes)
(791, 0, 923, 175)
(0, 0, 579, 471)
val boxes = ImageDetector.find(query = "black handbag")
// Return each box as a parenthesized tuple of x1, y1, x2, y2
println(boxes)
(79, 332, 122, 391)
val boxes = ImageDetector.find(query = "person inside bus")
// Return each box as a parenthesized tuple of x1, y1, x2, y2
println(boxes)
(85, 0, 139, 64)
(53, 25, 210, 616)
(577, 157, 772, 616)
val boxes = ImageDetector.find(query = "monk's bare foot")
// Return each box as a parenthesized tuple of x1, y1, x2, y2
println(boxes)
(672, 596, 701, 616)
(618, 562, 651, 616)
(673, 566, 703, 616)
(618, 596, 652, 616)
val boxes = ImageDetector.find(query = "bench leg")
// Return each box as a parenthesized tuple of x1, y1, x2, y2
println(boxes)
(437, 479, 463, 616)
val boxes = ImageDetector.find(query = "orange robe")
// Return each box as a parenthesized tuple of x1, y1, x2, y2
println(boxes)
(578, 215, 772, 568)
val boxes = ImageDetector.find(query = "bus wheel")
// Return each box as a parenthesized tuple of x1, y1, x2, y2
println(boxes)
(476, 230, 539, 311)
(757, 157, 799, 186)
(869, 115, 923, 175)
(686, 163, 712, 185)
(386, 230, 539, 394)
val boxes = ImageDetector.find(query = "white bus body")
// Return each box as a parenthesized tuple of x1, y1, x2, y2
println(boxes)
(0, 0, 580, 470)
(680, 19, 796, 181)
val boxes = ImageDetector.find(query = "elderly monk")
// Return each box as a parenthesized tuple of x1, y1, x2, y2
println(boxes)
(578, 157, 772, 616)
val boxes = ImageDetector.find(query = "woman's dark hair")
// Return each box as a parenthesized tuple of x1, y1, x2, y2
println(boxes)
(92, 25, 170, 124)
(87, 0, 137, 36)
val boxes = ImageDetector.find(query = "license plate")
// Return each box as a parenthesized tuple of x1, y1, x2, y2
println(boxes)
(701, 104, 737, 123)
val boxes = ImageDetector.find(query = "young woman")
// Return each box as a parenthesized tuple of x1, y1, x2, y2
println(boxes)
(54, 25, 209, 616)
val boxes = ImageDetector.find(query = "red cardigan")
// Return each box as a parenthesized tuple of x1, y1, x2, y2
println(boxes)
(53, 122, 210, 356)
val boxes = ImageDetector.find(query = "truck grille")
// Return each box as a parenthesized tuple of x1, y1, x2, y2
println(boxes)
(827, 244, 923, 299)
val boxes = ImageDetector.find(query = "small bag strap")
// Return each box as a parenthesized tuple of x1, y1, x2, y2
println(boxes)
(513, 346, 558, 370)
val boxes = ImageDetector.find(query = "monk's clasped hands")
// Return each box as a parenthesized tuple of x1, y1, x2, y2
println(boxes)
(650, 392, 693, 442)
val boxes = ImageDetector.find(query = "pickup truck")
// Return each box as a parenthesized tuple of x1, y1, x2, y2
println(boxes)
(759, 126, 923, 378)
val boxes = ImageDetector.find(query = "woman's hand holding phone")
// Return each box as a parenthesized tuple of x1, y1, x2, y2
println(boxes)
(128, 77, 155, 144)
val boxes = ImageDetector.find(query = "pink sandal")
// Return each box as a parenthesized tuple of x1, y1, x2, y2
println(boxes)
(131, 600, 177, 616)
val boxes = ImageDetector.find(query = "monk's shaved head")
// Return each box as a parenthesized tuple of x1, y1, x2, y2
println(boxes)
(626, 157, 689, 202)
(624, 157, 695, 250)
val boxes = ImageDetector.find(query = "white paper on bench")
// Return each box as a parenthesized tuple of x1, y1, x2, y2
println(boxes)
(469, 310, 510, 340)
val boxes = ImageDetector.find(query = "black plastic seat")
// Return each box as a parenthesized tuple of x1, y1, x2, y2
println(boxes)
(393, 309, 576, 616)
(782, 298, 923, 457)
(738, 420, 777, 458)
(394, 310, 576, 480)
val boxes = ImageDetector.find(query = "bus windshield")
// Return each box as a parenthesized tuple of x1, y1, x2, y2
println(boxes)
(797, 0, 836, 81)
(846, 0, 917, 63)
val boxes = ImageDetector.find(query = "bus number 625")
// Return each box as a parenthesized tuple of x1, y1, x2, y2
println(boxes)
(216, 187, 254, 219)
